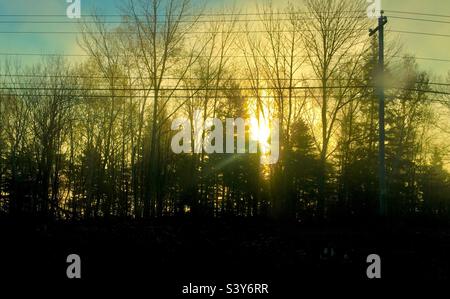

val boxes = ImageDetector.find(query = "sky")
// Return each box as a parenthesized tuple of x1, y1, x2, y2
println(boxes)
(0, 0, 449, 77)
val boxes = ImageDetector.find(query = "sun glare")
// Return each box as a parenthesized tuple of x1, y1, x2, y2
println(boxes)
(248, 91, 272, 154)
(250, 117, 271, 154)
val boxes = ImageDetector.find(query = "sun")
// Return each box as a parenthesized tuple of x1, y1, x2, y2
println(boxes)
(250, 116, 271, 154)
(248, 91, 272, 154)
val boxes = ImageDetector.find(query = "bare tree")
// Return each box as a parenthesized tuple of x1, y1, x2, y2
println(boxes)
(299, 0, 369, 217)
(125, 0, 204, 217)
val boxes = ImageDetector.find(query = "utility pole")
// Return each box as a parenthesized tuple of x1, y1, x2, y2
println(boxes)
(369, 11, 388, 217)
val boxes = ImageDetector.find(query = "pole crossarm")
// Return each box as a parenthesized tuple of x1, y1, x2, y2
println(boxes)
(369, 15, 388, 37)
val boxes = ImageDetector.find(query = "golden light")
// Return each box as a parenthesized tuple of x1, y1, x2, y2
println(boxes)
(248, 90, 273, 155)
(250, 116, 271, 154)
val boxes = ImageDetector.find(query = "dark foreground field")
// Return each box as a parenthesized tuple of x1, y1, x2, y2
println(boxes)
(1, 215, 449, 295)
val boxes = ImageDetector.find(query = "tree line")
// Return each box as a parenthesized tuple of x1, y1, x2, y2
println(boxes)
(1, 0, 449, 221)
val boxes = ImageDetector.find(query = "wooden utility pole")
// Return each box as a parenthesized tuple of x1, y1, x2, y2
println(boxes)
(369, 11, 388, 216)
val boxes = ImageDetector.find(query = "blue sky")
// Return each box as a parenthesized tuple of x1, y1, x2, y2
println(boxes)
(0, 0, 449, 77)
(0, 0, 121, 61)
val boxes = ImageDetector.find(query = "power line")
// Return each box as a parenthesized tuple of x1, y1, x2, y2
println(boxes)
(388, 15, 450, 25)
(0, 11, 366, 18)
(0, 13, 445, 25)
(390, 30, 450, 39)
(0, 28, 368, 34)
(0, 53, 345, 58)
(385, 10, 450, 19)
(0, 16, 369, 24)
(406, 56, 450, 63)
(398, 88, 450, 96)
(0, 85, 372, 92)
(1, 53, 313, 58)
(0, 28, 448, 40)
(0, 93, 333, 99)
(1, 14, 448, 25)
(1, 10, 448, 20)
(0, 16, 446, 31)
(0, 85, 448, 96)
(2, 76, 448, 88)
(0, 52, 449, 63)
(0, 74, 360, 82)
